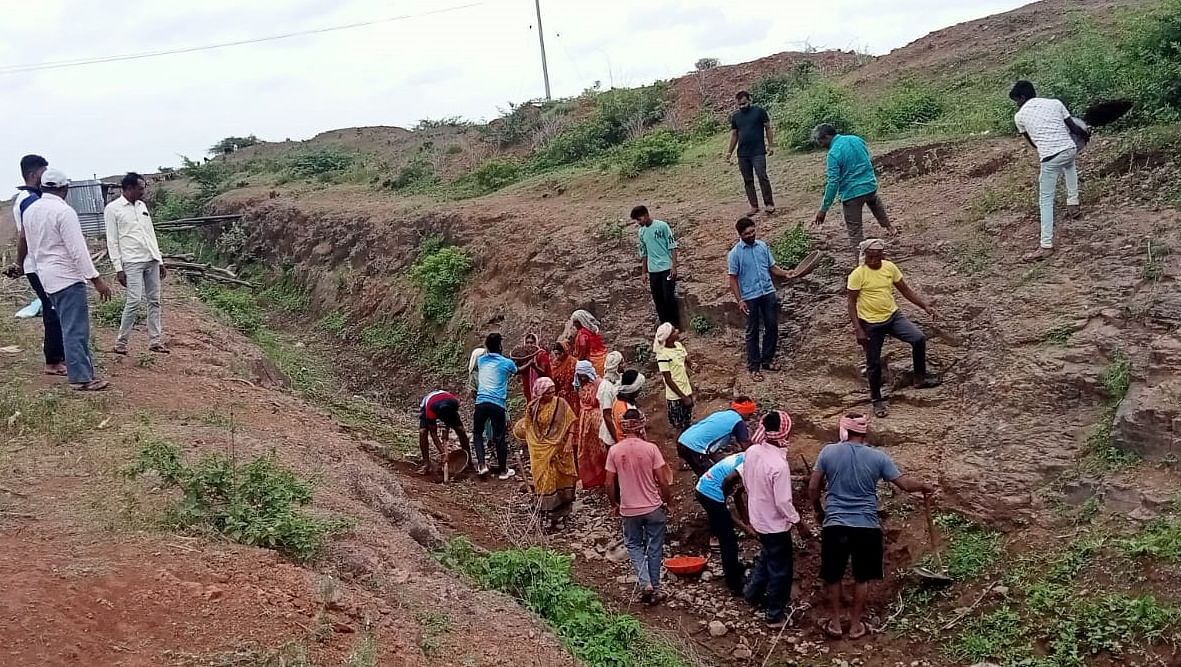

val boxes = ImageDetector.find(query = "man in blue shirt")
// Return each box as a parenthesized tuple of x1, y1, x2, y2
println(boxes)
(811, 124, 896, 260)
(472, 332, 519, 479)
(807, 414, 934, 640)
(677, 398, 756, 475)
(632, 204, 680, 327)
(695, 451, 753, 594)
(726, 218, 804, 381)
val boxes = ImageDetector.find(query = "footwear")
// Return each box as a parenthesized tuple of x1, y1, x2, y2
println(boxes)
(1065, 204, 1082, 220)
(749, 370, 765, 382)
(745, 208, 760, 217)
(914, 375, 942, 389)
(847, 621, 868, 640)
(761, 362, 781, 372)
(820, 618, 844, 639)
(44, 364, 67, 376)
(113, 343, 128, 355)
(765, 616, 788, 630)
(71, 379, 109, 392)
(872, 400, 889, 418)
(477, 465, 490, 476)
(497, 468, 517, 481)
(149, 344, 171, 354)
(1022, 247, 1055, 262)
(765, 206, 777, 215)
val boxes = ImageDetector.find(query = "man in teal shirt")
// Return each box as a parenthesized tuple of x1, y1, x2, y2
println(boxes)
(811, 124, 896, 259)
(632, 205, 680, 327)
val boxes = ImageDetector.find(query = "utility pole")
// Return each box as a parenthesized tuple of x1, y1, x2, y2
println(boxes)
(534, 0, 552, 100)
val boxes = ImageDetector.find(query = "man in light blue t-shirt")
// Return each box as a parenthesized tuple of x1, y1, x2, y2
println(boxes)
(472, 332, 518, 480)
(807, 414, 934, 640)
(726, 218, 805, 381)
(632, 204, 680, 328)
(677, 399, 756, 476)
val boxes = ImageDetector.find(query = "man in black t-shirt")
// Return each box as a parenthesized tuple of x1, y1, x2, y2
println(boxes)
(725, 91, 776, 216)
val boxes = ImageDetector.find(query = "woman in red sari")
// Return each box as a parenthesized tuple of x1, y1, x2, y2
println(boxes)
(511, 332, 552, 403)
(568, 310, 608, 376)
(549, 341, 579, 416)
(572, 360, 607, 490)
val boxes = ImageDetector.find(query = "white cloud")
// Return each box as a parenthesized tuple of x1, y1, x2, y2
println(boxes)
(0, 0, 1032, 179)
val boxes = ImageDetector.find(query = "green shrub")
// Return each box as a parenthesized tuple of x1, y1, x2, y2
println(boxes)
(411, 246, 472, 322)
(769, 224, 815, 267)
(1123, 0, 1181, 122)
(773, 82, 860, 151)
(151, 188, 200, 222)
(533, 118, 615, 169)
(413, 116, 473, 131)
(437, 539, 688, 667)
(387, 157, 438, 191)
(287, 149, 356, 179)
(688, 114, 724, 140)
(871, 81, 945, 134)
(209, 135, 260, 156)
(317, 311, 348, 336)
(180, 156, 233, 209)
(93, 296, 127, 327)
(613, 131, 685, 178)
(593, 83, 670, 139)
(486, 101, 544, 146)
(689, 315, 713, 335)
(468, 158, 523, 193)
(935, 513, 1004, 579)
(123, 435, 347, 562)
(260, 273, 310, 314)
(749, 62, 817, 106)
(197, 285, 264, 334)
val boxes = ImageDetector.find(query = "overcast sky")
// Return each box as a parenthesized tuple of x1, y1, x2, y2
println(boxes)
(0, 0, 1031, 180)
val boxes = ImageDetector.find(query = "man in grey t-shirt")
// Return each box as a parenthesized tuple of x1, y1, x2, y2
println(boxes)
(807, 414, 935, 640)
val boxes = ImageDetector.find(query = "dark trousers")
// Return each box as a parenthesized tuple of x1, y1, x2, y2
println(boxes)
(47, 282, 95, 384)
(842, 191, 890, 256)
(744, 292, 778, 372)
(472, 402, 507, 470)
(862, 312, 927, 401)
(697, 491, 744, 593)
(648, 269, 680, 327)
(677, 444, 714, 477)
(744, 531, 794, 622)
(737, 155, 774, 208)
(26, 273, 64, 365)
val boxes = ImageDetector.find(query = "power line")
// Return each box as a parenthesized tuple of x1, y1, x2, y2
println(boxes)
(0, 2, 485, 75)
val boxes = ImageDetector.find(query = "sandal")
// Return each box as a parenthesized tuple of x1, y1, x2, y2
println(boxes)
(149, 344, 171, 354)
(750, 371, 765, 383)
(44, 366, 67, 376)
(913, 375, 942, 389)
(762, 362, 781, 372)
(112, 344, 128, 355)
(745, 208, 760, 217)
(1022, 247, 1055, 262)
(847, 621, 868, 640)
(820, 618, 843, 639)
(872, 400, 889, 418)
(71, 380, 109, 392)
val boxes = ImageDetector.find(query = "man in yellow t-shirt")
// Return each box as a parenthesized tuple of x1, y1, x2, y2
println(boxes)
(846, 240, 940, 418)
(653, 323, 694, 433)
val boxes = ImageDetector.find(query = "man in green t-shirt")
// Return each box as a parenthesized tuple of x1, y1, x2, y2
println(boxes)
(632, 205, 680, 327)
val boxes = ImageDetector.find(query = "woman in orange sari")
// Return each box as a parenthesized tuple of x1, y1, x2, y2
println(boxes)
(514, 377, 578, 529)
(567, 310, 608, 376)
(549, 341, 579, 416)
(573, 360, 607, 490)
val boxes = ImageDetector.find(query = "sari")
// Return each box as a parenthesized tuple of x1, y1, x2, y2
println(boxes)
(549, 347, 579, 416)
(574, 328, 609, 377)
(511, 335, 552, 403)
(514, 395, 578, 521)
(574, 378, 608, 489)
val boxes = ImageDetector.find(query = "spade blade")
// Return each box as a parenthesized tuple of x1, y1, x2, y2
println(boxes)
(1082, 99, 1134, 127)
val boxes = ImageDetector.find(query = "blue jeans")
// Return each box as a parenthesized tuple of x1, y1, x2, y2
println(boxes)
(745, 531, 794, 622)
(47, 282, 96, 384)
(744, 292, 778, 372)
(622, 507, 666, 589)
(1038, 148, 1079, 249)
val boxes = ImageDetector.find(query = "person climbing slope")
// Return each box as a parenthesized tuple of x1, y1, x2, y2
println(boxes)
(654, 323, 694, 434)
(847, 240, 941, 418)
(632, 204, 681, 327)
(811, 124, 897, 258)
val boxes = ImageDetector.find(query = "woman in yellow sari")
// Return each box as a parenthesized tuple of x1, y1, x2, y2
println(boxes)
(514, 377, 579, 529)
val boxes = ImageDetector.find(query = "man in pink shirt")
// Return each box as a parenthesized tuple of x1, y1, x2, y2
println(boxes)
(606, 409, 672, 605)
(740, 410, 812, 627)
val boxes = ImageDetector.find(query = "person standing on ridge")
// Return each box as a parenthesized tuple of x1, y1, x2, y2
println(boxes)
(606, 409, 672, 605)
(808, 414, 935, 640)
(10, 154, 65, 376)
(727, 217, 804, 381)
(18, 169, 113, 391)
(653, 323, 694, 434)
(847, 240, 940, 418)
(725, 91, 776, 216)
(105, 172, 168, 355)
(811, 124, 897, 258)
(1010, 80, 1089, 262)
(632, 205, 680, 327)
(471, 333, 519, 479)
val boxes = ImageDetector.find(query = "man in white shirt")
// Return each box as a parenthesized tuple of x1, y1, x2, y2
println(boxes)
(18, 169, 113, 391)
(1010, 80, 1090, 261)
(10, 154, 65, 375)
(104, 172, 168, 354)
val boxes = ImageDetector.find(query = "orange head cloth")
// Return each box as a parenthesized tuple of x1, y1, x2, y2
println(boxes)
(731, 399, 757, 417)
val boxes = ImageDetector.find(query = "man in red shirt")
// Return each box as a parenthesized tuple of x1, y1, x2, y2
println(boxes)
(419, 389, 471, 477)
(606, 409, 672, 604)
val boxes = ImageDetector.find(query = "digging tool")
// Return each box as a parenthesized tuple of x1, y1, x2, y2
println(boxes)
(912, 495, 953, 584)
(799, 454, 812, 476)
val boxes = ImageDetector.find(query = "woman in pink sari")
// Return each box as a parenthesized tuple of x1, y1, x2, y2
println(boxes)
(511, 333, 552, 403)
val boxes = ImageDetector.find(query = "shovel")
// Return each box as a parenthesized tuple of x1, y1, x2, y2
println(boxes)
(912, 495, 953, 584)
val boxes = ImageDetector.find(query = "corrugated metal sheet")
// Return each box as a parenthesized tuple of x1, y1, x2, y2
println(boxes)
(65, 179, 106, 237)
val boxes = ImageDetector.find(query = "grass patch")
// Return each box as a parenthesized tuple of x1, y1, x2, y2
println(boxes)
(769, 223, 816, 268)
(415, 610, 451, 656)
(955, 236, 995, 275)
(197, 285, 264, 335)
(949, 607, 1032, 665)
(0, 382, 103, 445)
(1082, 352, 1137, 473)
(437, 539, 689, 667)
(1041, 321, 1075, 346)
(934, 513, 1003, 580)
(260, 272, 311, 314)
(1119, 515, 1181, 561)
(610, 130, 685, 179)
(316, 311, 349, 337)
(93, 296, 127, 327)
(410, 244, 472, 323)
(123, 434, 349, 562)
(689, 315, 713, 335)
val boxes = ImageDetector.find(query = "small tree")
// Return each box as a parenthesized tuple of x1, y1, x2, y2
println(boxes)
(209, 135, 260, 156)
(695, 57, 721, 71)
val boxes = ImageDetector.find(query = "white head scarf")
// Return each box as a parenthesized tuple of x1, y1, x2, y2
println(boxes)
(652, 322, 674, 354)
(858, 238, 887, 266)
(617, 372, 645, 395)
(603, 351, 624, 385)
